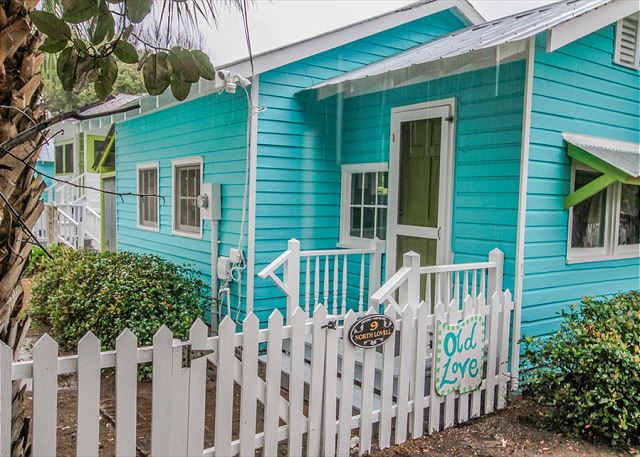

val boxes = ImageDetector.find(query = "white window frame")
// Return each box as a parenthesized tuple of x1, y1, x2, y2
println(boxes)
(566, 161, 639, 263)
(136, 162, 160, 231)
(613, 13, 640, 70)
(339, 162, 389, 248)
(172, 157, 203, 239)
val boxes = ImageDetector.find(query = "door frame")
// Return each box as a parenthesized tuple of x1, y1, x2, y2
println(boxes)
(385, 98, 456, 278)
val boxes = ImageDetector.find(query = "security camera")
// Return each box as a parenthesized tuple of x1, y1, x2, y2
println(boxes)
(233, 74, 251, 88)
(217, 69, 231, 81)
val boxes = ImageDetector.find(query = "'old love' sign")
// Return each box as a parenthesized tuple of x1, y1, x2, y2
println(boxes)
(434, 315, 485, 396)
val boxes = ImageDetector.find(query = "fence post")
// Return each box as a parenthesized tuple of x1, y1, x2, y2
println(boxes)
(367, 238, 384, 304)
(47, 205, 58, 245)
(285, 238, 300, 321)
(399, 251, 420, 309)
(488, 248, 504, 298)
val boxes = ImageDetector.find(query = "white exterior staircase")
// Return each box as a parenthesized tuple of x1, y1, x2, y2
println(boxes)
(33, 173, 101, 250)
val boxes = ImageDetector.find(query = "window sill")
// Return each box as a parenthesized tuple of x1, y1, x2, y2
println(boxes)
(338, 239, 386, 252)
(137, 224, 159, 233)
(566, 248, 639, 264)
(172, 228, 203, 240)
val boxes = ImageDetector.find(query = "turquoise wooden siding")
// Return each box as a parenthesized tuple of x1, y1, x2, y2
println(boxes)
(35, 161, 54, 200)
(522, 29, 640, 338)
(253, 8, 524, 320)
(116, 91, 249, 319)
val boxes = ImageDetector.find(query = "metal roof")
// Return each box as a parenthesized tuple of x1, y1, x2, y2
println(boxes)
(563, 132, 640, 178)
(80, 93, 140, 116)
(310, 0, 613, 90)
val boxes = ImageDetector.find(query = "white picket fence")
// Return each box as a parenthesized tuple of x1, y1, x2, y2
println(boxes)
(0, 282, 514, 455)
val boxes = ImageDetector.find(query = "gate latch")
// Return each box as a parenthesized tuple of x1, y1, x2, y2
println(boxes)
(182, 345, 214, 368)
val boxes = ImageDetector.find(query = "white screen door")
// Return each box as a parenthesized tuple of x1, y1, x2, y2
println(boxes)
(386, 100, 455, 277)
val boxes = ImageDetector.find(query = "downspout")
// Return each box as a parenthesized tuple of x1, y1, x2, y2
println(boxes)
(512, 36, 536, 390)
(246, 74, 260, 315)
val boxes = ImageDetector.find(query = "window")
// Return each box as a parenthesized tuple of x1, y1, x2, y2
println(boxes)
(173, 158, 202, 236)
(93, 139, 106, 168)
(340, 163, 388, 245)
(54, 143, 74, 174)
(614, 13, 640, 69)
(137, 163, 159, 230)
(568, 162, 640, 262)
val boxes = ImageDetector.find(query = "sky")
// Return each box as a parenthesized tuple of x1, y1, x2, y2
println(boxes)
(202, 0, 558, 65)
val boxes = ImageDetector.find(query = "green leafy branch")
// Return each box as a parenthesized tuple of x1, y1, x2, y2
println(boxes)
(31, 0, 216, 101)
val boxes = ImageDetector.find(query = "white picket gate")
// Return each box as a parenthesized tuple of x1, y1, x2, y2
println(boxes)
(0, 249, 514, 456)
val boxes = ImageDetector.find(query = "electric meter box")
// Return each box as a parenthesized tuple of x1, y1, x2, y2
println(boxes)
(199, 183, 221, 221)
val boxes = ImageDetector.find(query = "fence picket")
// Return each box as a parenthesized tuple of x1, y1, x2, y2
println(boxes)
(395, 305, 415, 444)
(307, 306, 327, 457)
(76, 332, 100, 457)
(378, 306, 397, 449)
(151, 326, 173, 454)
(497, 291, 512, 410)
(171, 337, 190, 456)
(322, 313, 338, 457)
(412, 303, 428, 439)
(484, 292, 501, 415)
(359, 308, 377, 455)
(443, 297, 460, 429)
(288, 309, 306, 457)
(337, 311, 357, 456)
(32, 334, 58, 457)
(239, 314, 259, 456)
(0, 342, 11, 457)
(428, 302, 445, 434)
(470, 295, 487, 418)
(116, 329, 137, 457)
(187, 319, 209, 456)
(264, 311, 284, 457)
(458, 295, 475, 423)
(215, 317, 236, 456)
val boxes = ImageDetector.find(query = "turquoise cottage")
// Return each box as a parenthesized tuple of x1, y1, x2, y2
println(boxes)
(114, 0, 639, 377)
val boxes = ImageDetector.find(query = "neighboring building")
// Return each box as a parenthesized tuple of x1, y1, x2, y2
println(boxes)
(43, 94, 138, 250)
(114, 0, 639, 352)
(35, 142, 55, 191)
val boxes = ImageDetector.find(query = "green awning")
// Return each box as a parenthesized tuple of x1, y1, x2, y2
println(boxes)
(563, 132, 640, 209)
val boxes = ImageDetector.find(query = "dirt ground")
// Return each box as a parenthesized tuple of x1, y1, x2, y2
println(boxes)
(370, 399, 626, 457)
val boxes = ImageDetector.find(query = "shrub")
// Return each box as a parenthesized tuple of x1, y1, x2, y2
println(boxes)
(522, 290, 640, 449)
(24, 243, 70, 276)
(30, 249, 208, 352)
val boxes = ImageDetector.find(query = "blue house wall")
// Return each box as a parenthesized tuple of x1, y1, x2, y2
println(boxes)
(252, 9, 473, 321)
(522, 28, 640, 338)
(115, 90, 249, 317)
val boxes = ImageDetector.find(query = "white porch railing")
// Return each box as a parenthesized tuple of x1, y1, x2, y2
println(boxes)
(46, 173, 86, 205)
(258, 238, 384, 321)
(370, 248, 504, 313)
(56, 207, 81, 249)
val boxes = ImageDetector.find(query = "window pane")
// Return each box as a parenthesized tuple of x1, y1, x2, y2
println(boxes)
(180, 169, 188, 197)
(571, 170, 606, 248)
(363, 172, 376, 205)
(619, 183, 639, 245)
(376, 208, 387, 240)
(64, 144, 74, 173)
(55, 146, 63, 173)
(362, 207, 375, 239)
(377, 172, 388, 206)
(351, 173, 363, 205)
(180, 199, 188, 225)
(350, 207, 361, 237)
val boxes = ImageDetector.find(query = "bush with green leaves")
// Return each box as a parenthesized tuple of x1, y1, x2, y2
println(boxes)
(522, 290, 640, 449)
(24, 243, 71, 277)
(30, 249, 208, 351)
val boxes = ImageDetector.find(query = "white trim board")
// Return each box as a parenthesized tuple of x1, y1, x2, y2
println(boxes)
(223, 1, 484, 77)
(547, 0, 640, 52)
(246, 75, 260, 315)
(512, 37, 535, 391)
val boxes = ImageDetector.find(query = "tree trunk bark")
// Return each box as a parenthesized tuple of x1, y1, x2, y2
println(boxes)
(1, 0, 46, 454)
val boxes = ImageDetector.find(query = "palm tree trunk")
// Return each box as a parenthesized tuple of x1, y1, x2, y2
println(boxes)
(1, 0, 46, 454)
